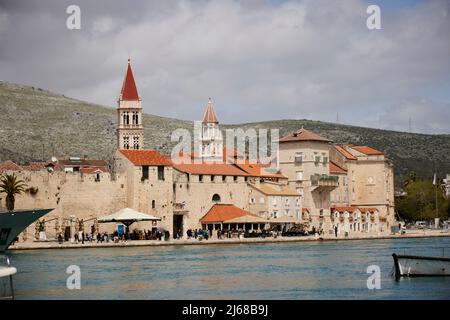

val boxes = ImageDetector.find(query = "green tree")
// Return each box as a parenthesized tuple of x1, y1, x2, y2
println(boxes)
(397, 178, 449, 221)
(0, 173, 27, 211)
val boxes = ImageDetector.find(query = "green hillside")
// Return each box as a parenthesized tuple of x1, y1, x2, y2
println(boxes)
(1, 81, 449, 183)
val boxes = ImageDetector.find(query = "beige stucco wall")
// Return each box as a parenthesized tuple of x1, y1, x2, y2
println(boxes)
(172, 170, 249, 232)
(0, 169, 128, 240)
(278, 140, 333, 230)
(247, 184, 302, 221)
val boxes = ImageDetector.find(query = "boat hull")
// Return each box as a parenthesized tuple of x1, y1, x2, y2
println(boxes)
(0, 209, 53, 252)
(392, 253, 450, 279)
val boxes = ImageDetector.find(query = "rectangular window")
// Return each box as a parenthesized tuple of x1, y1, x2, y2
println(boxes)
(294, 152, 303, 163)
(157, 166, 165, 181)
(142, 166, 149, 180)
(315, 156, 321, 165)
(322, 156, 328, 164)
(296, 171, 304, 181)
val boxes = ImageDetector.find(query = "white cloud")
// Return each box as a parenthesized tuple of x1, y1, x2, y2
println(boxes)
(0, 0, 449, 133)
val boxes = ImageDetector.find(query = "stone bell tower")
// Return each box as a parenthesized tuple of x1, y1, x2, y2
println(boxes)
(117, 59, 144, 150)
(200, 98, 223, 161)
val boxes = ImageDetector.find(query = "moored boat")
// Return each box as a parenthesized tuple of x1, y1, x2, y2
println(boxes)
(0, 209, 53, 252)
(0, 257, 16, 300)
(392, 253, 450, 280)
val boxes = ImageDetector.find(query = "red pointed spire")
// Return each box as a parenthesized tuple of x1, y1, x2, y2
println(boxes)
(120, 59, 139, 100)
(202, 98, 219, 123)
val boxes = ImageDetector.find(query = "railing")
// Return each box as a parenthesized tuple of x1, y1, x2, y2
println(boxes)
(121, 124, 143, 128)
(310, 174, 339, 187)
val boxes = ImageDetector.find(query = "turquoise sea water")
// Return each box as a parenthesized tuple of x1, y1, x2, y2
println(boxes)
(5, 237, 450, 299)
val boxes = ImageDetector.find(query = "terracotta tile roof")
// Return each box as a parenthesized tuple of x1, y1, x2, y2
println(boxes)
(119, 149, 172, 166)
(359, 207, 378, 213)
(332, 206, 378, 214)
(80, 167, 109, 174)
(249, 182, 298, 196)
(0, 160, 23, 171)
(200, 204, 259, 223)
(120, 59, 139, 101)
(21, 162, 48, 171)
(334, 145, 357, 160)
(233, 162, 286, 179)
(302, 208, 310, 213)
(329, 161, 347, 174)
(279, 127, 331, 143)
(202, 98, 219, 123)
(173, 162, 249, 176)
(350, 146, 383, 155)
(332, 206, 360, 213)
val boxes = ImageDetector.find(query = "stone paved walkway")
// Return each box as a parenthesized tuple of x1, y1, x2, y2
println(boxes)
(8, 229, 450, 251)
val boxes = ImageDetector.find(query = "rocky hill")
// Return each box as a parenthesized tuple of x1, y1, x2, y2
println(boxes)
(1, 81, 449, 183)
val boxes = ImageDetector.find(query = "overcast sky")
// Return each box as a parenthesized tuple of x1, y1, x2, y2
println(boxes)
(0, 0, 449, 134)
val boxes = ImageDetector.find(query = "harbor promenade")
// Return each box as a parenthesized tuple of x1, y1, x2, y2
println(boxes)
(8, 229, 450, 251)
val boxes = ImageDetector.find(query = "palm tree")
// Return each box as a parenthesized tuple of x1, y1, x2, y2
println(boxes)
(0, 173, 27, 211)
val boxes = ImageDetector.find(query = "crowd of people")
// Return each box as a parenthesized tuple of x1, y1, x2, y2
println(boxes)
(57, 228, 172, 244)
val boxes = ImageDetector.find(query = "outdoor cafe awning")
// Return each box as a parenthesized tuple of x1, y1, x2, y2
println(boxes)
(97, 208, 161, 226)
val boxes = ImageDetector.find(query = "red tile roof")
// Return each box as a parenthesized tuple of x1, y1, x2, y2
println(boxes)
(302, 208, 310, 213)
(173, 162, 249, 176)
(119, 149, 172, 166)
(279, 128, 331, 143)
(0, 160, 23, 171)
(332, 206, 360, 213)
(200, 204, 259, 223)
(120, 59, 139, 100)
(21, 162, 48, 171)
(202, 98, 219, 123)
(334, 145, 357, 160)
(329, 161, 347, 174)
(359, 207, 378, 213)
(332, 206, 378, 214)
(233, 162, 286, 179)
(350, 146, 383, 155)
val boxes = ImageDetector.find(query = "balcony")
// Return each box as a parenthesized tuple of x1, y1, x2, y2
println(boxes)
(121, 124, 143, 129)
(310, 174, 339, 191)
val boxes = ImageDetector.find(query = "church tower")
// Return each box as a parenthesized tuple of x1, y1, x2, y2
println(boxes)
(200, 98, 223, 161)
(117, 59, 144, 150)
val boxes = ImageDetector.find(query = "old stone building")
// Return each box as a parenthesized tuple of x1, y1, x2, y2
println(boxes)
(117, 59, 144, 150)
(0, 60, 397, 241)
(278, 128, 337, 233)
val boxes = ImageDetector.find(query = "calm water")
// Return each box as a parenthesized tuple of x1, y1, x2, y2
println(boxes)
(4, 237, 450, 299)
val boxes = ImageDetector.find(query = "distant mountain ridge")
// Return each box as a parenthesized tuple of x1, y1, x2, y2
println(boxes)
(1, 81, 449, 183)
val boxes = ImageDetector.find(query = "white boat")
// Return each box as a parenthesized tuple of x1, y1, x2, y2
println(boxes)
(0, 257, 16, 300)
(392, 253, 450, 280)
(0, 209, 53, 252)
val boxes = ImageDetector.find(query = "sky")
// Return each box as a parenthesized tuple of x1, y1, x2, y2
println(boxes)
(0, 0, 449, 134)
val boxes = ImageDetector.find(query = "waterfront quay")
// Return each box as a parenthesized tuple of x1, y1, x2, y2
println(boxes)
(9, 229, 450, 251)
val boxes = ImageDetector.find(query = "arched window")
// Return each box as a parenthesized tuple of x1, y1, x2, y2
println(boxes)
(123, 136, 130, 149)
(132, 112, 139, 125)
(133, 136, 139, 149)
(123, 112, 130, 125)
(212, 194, 221, 202)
